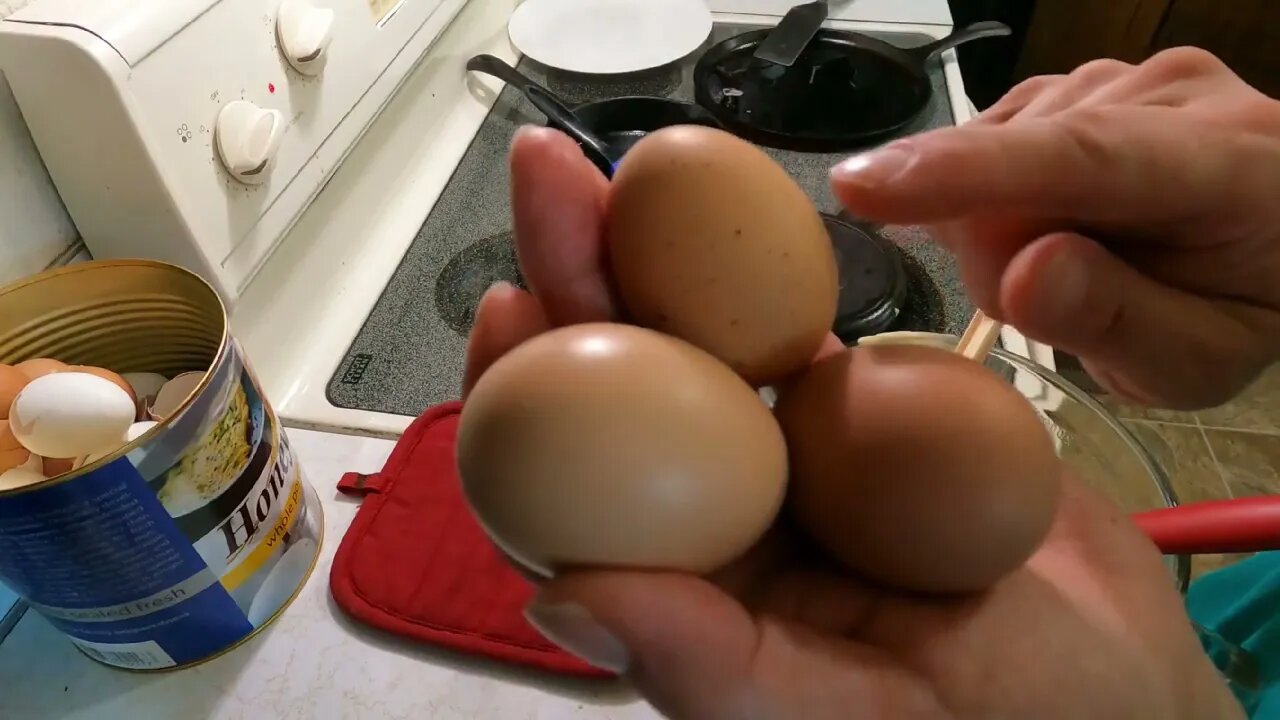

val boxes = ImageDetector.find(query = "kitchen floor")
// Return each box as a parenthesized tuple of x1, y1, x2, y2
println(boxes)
(1097, 364, 1280, 581)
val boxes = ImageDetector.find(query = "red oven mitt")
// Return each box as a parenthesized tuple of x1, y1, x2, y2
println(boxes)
(329, 401, 610, 677)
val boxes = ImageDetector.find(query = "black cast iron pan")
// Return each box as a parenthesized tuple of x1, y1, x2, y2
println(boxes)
(693, 21, 1011, 152)
(568, 96, 723, 163)
(467, 54, 721, 177)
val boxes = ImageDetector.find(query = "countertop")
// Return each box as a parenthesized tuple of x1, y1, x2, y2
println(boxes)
(0, 428, 660, 720)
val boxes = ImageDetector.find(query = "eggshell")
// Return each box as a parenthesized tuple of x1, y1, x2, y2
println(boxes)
(125, 420, 159, 443)
(121, 372, 168, 415)
(9, 372, 138, 459)
(0, 446, 30, 476)
(15, 357, 66, 381)
(458, 322, 788, 577)
(41, 456, 76, 478)
(149, 372, 203, 421)
(0, 465, 45, 491)
(0, 364, 29, 419)
(0, 421, 29, 474)
(66, 366, 137, 406)
(607, 125, 838, 386)
(774, 344, 1062, 594)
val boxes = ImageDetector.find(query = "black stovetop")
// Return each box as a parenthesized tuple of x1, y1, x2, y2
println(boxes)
(328, 23, 975, 416)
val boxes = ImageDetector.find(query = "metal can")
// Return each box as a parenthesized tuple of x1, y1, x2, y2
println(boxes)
(0, 260, 323, 670)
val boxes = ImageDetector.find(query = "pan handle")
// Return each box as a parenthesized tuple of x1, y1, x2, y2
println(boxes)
(1133, 495, 1280, 555)
(465, 54, 615, 176)
(908, 21, 1012, 65)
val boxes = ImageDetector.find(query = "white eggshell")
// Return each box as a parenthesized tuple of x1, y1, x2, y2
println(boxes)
(0, 465, 45, 491)
(149, 372, 203, 421)
(125, 421, 158, 443)
(9, 372, 137, 459)
(121, 372, 167, 402)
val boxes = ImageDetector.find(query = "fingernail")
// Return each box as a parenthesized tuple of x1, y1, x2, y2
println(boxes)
(524, 601, 630, 673)
(486, 280, 515, 294)
(511, 125, 548, 145)
(831, 142, 916, 187)
(1041, 247, 1090, 322)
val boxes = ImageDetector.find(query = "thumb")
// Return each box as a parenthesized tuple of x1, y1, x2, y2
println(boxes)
(525, 570, 763, 719)
(999, 231, 1263, 408)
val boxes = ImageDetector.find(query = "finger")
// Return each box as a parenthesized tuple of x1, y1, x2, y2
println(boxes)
(975, 74, 1063, 125)
(510, 126, 616, 326)
(935, 216, 1052, 319)
(525, 571, 764, 718)
(1015, 59, 1132, 117)
(999, 231, 1265, 408)
(814, 332, 845, 361)
(830, 109, 1279, 228)
(462, 282, 549, 399)
(526, 570, 945, 719)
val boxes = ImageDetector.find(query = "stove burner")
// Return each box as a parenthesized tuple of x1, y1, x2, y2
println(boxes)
(824, 214, 908, 342)
(894, 249, 946, 335)
(434, 232, 526, 335)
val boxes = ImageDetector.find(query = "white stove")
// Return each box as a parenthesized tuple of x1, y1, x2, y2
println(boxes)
(0, 0, 1050, 438)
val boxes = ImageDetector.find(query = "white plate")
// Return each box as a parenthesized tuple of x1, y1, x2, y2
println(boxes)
(508, 0, 714, 75)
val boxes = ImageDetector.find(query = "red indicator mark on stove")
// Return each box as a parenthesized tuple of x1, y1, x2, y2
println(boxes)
(268, 83, 276, 94)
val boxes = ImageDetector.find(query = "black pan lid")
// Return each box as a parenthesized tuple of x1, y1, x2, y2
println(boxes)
(822, 214, 908, 342)
(694, 28, 930, 152)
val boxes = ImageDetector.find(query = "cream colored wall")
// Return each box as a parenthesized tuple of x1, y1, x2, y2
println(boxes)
(0, 70, 82, 286)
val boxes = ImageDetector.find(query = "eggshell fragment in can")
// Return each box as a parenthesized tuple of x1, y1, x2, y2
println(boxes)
(77, 421, 160, 469)
(458, 322, 788, 577)
(0, 464, 45, 491)
(125, 420, 158, 443)
(14, 358, 66, 381)
(41, 456, 76, 478)
(8, 372, 138, 459)
(607, 125, 838, 387)
(149, 372, 203, 421)
(0, 429, 29, 474)
(67, 366, 137, 406)
(121, 372, 168, 415)
(0, 364, 29, 418)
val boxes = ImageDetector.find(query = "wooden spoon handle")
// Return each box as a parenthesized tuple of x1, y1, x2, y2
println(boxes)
(956, 310, 1003, 361)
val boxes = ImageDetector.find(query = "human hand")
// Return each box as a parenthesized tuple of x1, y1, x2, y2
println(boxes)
(463, 127, 1242, 720)
(832, 47, 1280, 409)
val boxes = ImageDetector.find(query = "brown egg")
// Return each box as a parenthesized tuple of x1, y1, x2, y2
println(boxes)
(607, 125, 838, 387)
(66, 366, 138, 407)
(15, 358, 66, 381)
(774, 344, 1062, 594)
(0, 364, 28, 418)
(458, 322, 788, 577)
(42, 456, 76, 478)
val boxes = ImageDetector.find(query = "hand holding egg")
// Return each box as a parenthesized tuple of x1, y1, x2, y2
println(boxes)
(460, 126, 1062, 594)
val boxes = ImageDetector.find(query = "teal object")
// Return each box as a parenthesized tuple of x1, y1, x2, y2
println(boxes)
(1187, 552, 1280, 717)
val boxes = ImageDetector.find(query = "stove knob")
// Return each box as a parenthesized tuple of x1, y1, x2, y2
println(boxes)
(215, 100, 285, 184)
(276, 0, 334, 76)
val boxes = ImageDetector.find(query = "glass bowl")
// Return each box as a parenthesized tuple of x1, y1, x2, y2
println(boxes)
(854, 332, 1190, 591)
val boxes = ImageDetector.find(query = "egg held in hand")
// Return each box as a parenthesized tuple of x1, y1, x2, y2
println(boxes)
(774, 344, 1062, 594)
(9, 372, 137, 460)
(607, 125, 838, 387)
(458, 322, 788, 578)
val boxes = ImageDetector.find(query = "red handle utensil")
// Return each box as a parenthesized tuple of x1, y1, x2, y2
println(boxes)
(1133, 496, 1280, 555)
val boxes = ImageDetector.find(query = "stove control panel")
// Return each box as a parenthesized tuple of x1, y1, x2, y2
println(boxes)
(0, 0, 469, 301)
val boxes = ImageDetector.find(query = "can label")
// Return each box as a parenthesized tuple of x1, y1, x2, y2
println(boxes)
(0, 341, 322, 670)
